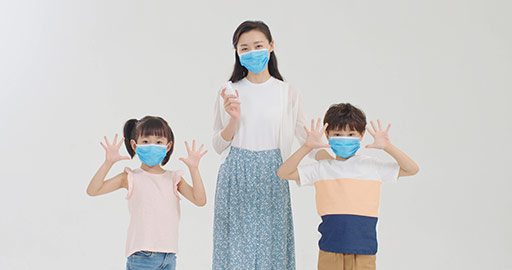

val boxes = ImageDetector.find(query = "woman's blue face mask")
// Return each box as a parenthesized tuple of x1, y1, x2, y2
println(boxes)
(328, 137, 361, 158)
(239, 49, 269, 74)
(135, 144, 168, 166)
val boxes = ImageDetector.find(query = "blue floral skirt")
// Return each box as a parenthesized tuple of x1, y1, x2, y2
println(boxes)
(213, 147, 295, 270)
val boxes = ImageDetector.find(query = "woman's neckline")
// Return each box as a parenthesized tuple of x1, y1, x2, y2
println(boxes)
(243, 76, 274, 86)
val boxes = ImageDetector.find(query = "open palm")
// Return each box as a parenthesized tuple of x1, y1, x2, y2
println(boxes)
(304, 118, 330, 149)
(100, 134, 131, 164)
(366, 120, 391, 149)
(179, 140, 208, 168)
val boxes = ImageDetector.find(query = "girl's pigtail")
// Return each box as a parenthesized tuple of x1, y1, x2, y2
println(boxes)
(123, 119, 138, 158)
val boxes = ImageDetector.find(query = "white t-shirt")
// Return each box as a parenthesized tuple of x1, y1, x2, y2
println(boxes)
(298, 154, 400, 187)
(212, 77, 317, 163)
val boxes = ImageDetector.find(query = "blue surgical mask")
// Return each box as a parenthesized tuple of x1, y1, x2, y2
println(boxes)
(329, 137, 361, 158)
(135, 144, 168, 166)
(239, 49, 269, 74)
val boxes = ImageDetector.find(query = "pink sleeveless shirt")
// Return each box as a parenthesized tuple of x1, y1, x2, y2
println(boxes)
(124, 167, 183, 257)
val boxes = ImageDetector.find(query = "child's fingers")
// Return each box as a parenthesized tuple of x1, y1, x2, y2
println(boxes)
(303, 125, 310, 133)
(113, 133, 118, 145)
(121, 156, 131, 160)
(385, 124, 391, 133)
(370, 121, 378, 133)
(200, 149, 208, 157)
(310, 119, 315, 132)
(322, 123, 328, 132)
(117, 137, 125, 148)
(198, 144, 204, 153)
(100, 142, 107, 150)
(104, 136, 111, 146)
(377, 120, 382, 131)
(192, 140, 196, 151)
(365, 126, 375, 136)
(184, 141, 191, 153)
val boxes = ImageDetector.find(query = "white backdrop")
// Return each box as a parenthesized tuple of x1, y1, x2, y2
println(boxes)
(1, 0, 511, 269)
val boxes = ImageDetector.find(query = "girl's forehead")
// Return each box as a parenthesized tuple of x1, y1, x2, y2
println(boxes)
(138, 135, 167, 140)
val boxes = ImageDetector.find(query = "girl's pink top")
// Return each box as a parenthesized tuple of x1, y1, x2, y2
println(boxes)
(124, 167, 183, 257)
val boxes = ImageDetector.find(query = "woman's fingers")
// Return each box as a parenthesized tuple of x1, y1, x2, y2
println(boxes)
(220, 88, 226, 99)
(100, 142, 107, 150)
(385, 123, 391, 133)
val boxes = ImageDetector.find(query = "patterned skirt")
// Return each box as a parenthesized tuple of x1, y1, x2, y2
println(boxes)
(213, 147, 295, 270)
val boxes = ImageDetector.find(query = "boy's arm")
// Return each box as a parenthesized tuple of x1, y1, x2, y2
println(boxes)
(278, 118, 330, 182)
(383, 144, 419, 177)
(366, 120, 419, 178)
(277, 145, 313, 182)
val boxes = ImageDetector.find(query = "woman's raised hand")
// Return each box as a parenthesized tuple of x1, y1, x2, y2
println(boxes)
(304, 118, 330, 149)
(179, 140, 208, 169)
(100, 134, 131, 164)
(221, 88, 241, 120)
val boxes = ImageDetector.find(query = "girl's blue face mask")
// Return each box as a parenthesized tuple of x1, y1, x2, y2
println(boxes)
(239, 49, 269, 74)
(329, 137, 361, 158)
(135, 144, 168, 166)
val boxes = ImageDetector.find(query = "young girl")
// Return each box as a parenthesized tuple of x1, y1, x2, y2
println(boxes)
(87, 116, 207, 270)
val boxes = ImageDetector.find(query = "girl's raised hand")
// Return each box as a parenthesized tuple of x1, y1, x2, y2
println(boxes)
(365, 120, 392, 150)
(304, 118, 330, 149)
(100, 134, 131, 164)
(221, 88, 241, 120)
(179, 140, 208, 169)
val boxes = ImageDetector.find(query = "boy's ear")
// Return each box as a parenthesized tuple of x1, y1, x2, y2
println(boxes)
(166, 141, 173, 152)
(130, 139, 137, 152)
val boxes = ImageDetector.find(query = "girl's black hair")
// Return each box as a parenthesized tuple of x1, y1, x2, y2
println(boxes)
(123, 116, 175, 165)
(229, 20, 284, 83)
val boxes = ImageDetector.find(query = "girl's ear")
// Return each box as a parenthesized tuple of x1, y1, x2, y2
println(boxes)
(130, 139, 137, 152)
(166, 141, 173, 152)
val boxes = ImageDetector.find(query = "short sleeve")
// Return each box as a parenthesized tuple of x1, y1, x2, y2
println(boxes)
(375, 160, 400, 183)
(172, 170, 185, 199)
(124, 167, 134, 200)
(297, 162, 321, 186)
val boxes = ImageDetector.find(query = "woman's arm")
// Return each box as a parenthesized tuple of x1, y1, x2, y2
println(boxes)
(87, 135, 130, 196)
(177, 140, 207, 206)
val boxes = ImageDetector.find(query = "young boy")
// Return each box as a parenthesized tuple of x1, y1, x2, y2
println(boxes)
(277, 103, 419, 270)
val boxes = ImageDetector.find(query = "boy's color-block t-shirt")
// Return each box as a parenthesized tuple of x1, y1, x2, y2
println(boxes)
(297, 154, 400, 255)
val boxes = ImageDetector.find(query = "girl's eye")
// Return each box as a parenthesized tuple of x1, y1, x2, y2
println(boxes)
(142, 140, 148, 144)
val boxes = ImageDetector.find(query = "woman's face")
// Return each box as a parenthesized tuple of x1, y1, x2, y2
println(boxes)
(236, 30, 274, 55)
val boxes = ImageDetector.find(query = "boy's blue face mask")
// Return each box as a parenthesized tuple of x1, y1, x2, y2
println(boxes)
(136, 144, 168, 166)
(239, 49, 269, 74)
(329, 137, 361, 158)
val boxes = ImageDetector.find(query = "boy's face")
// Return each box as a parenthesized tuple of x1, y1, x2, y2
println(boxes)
(325, 126, 365, 141)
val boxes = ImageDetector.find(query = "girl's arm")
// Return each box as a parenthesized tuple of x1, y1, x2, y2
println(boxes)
(86, 134, 130, 196)
(177, 140, 207, 206)
(366, 120, 419, 177)
(278, 119, 330, 181)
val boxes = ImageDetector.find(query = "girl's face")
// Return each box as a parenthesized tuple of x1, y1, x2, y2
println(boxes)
(130, 135, 173, 153)
(236, 30, 274, 55)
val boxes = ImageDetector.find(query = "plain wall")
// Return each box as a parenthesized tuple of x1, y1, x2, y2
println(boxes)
(1, 0, 511, 269)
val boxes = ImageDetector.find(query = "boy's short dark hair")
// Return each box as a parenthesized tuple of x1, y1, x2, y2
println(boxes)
(323, 103, 367, 134)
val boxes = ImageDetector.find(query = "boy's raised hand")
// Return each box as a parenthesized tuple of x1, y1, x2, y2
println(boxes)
(100, 134, 131, 164)
(179, 140, 208, 169)
(304, 118, 330, 149)
(366, 120, 392, 150)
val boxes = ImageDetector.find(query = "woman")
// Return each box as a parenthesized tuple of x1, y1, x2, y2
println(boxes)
(212, 20, 326, 270)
